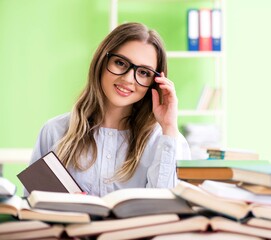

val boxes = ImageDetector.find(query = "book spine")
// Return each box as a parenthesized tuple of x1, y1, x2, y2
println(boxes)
(187, 9, 199, 51)
(199, 9, 212, 51)
(211, 9, 222, 51)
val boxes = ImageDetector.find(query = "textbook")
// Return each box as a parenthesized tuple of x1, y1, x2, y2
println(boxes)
(200, 180, 271, 205)
(0, 177, 16, 198)
(239, 183, 271, 195)
(27, 188, 194, 218)
(0, 195, 90, 223)
(0, 221, 64, 240)
(176, 160, 270, 181)
(232, 165, 271, 187)
(172, 180, 271, 220)
(17, 151, 83, 194)
(65, 214, 179, 238)
(96, 216, 271, 240)
(153, 232, 263, 240)
(207, 148, 259, 160)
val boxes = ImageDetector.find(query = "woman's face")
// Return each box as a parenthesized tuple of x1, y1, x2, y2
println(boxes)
(101, 40, 157, 112)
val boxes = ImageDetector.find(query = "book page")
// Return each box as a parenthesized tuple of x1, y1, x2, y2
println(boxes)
(28, 191, 109, 208)
(102, 188, 176, 209)
(200, 180, 271, 205)
(43, 152, 82, 193)
(0, 195, 22, 216)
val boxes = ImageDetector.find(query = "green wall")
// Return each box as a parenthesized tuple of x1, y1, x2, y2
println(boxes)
(1, 0, 271, 195)
(226, 0, 271, 158)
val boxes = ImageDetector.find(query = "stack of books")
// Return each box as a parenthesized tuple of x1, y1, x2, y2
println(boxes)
(181, 124, 221, 160)
(0, 151, 271, 239)
(207, 148, 259, 160)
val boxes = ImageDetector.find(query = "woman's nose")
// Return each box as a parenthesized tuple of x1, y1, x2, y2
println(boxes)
(122, 67, 136, 84)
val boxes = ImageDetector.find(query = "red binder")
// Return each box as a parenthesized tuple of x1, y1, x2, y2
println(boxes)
(199, 9, 212, 51)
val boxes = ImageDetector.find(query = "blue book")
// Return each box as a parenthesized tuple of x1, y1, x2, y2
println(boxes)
(211, 9, 222, 51)
(187, 9, 199, 51)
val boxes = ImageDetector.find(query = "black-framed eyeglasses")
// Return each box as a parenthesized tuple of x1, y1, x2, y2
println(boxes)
(106, 52, 160, 87)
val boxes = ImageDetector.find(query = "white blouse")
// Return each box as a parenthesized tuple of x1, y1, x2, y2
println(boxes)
(28, 113, 191, 197)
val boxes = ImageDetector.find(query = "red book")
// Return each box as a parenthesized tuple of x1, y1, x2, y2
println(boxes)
(199, 9, 212, 51)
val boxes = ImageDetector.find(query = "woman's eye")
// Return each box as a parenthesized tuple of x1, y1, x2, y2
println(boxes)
(115, 59, 126, 67)
(138, 69, 151, 77)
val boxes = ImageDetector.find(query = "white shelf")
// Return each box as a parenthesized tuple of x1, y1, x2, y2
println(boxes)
(178, 109, 224, 116)
(0, 148, 32, 163)
(167, 51, 222, 58)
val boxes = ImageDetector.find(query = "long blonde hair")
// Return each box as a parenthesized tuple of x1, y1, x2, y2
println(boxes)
(56, 22, 167, 181)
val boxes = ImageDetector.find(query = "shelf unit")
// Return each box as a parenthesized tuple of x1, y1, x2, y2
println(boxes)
(109, 0, 227, 146)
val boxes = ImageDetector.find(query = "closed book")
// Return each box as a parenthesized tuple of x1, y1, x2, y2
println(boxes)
(17, 151, 83, 194)
(199, 9, 212, 51)
(176, 160, 269, 181)
(211, 9, 222, 51)
(187, 9, 199, 51)
(232, 165, 271, 187)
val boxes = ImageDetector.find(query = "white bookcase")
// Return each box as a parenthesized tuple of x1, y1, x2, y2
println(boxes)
(109, 0, 227, 147)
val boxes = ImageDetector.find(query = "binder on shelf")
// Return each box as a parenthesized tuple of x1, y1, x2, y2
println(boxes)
(199, 9, 212, 51)
(187, 9, 199, 51)
(211, 9, 222, 51)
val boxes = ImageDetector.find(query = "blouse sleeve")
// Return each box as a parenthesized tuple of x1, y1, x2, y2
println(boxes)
(29, 124, 57, 167)
(145, 128, 191, 189)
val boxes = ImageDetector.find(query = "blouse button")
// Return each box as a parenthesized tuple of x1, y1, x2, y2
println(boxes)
(164, 146, 169, 151)
(106, 154, 112, 159)
(108, 131, 113, 136)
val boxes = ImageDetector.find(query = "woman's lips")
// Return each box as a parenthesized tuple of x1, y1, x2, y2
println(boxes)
(114, 84, 133, 97)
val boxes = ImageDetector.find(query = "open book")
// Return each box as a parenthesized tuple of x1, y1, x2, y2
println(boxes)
(65, 214, 179, 238)
(27, 188, 194, 218)
(96, 215, 271, 240)
(172, 180, 271, 220)
(0, 221, 63, 240)
(0, 177, 16, 198)
(17, 151, 83, 194)
(0, 195, 90, 223)
(199, 180, 271, 205)
(152, 232, 264, 240)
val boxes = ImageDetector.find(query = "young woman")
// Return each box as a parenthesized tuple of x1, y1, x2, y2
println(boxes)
(28, 22, 191, 197)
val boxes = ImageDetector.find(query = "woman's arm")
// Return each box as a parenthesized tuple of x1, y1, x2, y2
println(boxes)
(146, 130, 191, 189)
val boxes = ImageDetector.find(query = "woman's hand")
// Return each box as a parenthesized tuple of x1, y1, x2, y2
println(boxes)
(152, 72, 179, 137)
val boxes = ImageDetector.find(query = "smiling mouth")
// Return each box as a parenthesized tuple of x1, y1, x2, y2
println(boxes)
(115, 84, 133, 93)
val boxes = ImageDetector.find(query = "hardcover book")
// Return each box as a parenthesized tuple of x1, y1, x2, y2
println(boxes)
(172, 180, 271, 221)
(0, 177, 16, 199)
(96, 216, 271, 240)
(27, 188, 194, 218)
(176, 160, 270, 181)
(17, 151, 83, 194)
(0, 195, 90, 223)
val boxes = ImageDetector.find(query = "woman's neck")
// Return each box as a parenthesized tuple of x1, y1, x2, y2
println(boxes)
(102, 105, 132, 130)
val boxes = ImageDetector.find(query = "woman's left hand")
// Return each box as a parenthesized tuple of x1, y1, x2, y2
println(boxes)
(152, 72, 179, 137)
